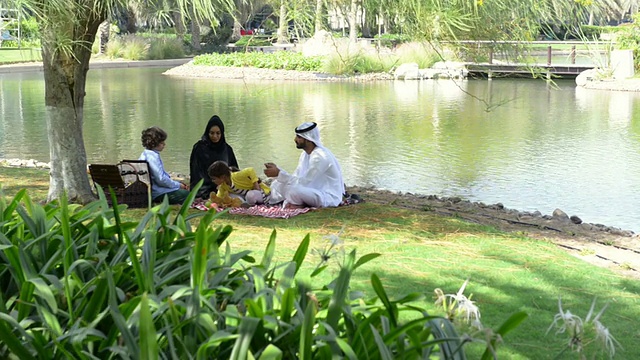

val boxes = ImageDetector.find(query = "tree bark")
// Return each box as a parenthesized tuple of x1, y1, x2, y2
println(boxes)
(277, 2, 288, 44)
(41, 13, 104, 204)
(189, 5, 201, 51)
(173, 11, 186, 43)
(98, 21, 110, 54)
(348, 0, 358, 43)
(315, 0, 323, 33)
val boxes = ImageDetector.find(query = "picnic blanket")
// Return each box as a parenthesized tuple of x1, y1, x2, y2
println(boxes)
(190, 193, 362, 219)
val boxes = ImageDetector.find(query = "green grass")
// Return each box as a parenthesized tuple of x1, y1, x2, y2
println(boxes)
(1, 166, 639, 359)
(0, 48, 42, 64)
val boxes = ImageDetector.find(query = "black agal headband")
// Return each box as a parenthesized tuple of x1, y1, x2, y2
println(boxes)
(295, 122, 317, 133)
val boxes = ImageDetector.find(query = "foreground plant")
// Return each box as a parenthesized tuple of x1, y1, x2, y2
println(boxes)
(547, 297, 621, 359)
(0, 188, 527, 358)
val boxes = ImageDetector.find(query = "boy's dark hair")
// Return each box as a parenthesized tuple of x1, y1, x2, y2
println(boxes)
(208, 160, 231, 179)
(141, 126, 167, 150)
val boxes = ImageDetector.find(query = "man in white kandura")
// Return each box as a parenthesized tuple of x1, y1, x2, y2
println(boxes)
(263, 122, 345, 208)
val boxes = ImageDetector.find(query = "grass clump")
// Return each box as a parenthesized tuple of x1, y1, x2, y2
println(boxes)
(105, 34, 185, 60)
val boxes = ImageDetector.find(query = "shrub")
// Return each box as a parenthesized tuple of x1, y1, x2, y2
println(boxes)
(0, 188, 526, 359)
(613, 13, 640, 71)
(374, 33, 411, 48)
(194, 51, 323, 71)
(201, 26, 233, 48)
(105, 35, 125, 58)
(148, 37, 185, 59)
(120, 35, 150, 60)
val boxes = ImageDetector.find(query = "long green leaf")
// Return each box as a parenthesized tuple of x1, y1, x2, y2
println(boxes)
(258, 344, 283, 360)
(292, 234, 310, 275)
(0, 314, 36, 360)
(371, 273, 397, 327)
(370, 324, 393, 360)
(354, 253, 381, 270)
(260, 229, 277, 270)
(326, 250, 355, 331)
(299, 301, 317, 360)
(106, 270, 139, 359)
(139, 293, 159, 360)
(29, 277, 58, 313)
(480, 311, 528, 360)
(280, 288, 296, 324)
(230, 317, 261, 360)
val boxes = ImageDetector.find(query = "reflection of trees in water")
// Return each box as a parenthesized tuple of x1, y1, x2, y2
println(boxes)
(0, 74, 47, 160)
(6, 69, 640, 229)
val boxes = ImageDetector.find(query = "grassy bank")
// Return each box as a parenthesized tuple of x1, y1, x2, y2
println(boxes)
(0, 48, 42, 64)
(1, 166, 638, 359)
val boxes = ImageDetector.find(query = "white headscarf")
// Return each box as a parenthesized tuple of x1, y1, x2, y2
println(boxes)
(295, 122, 322, 147)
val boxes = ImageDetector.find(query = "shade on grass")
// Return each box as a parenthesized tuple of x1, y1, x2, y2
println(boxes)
(1, 166, 638, 359)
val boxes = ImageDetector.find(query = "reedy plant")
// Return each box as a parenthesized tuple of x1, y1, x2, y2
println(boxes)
(0, 186, 526, 359)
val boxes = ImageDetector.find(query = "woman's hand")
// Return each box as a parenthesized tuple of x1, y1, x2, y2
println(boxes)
(180, 182, 189, 190)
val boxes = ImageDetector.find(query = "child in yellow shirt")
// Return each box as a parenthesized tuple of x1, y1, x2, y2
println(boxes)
(208, 161, 271, 206)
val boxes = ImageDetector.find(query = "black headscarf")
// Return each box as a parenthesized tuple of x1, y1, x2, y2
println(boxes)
(189, 115, 239, 198)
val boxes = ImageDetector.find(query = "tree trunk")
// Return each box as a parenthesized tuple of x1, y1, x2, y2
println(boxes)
(189, 5, 201, 51)
(348, 0, 358, 43)
(315, 0, 323, 33)
(232, 18, 242, 42)
(277, 2, 288, 44)
(173, 11, 186, 43)
(98, 21, 110, 54)
(41, 16, 104, 204)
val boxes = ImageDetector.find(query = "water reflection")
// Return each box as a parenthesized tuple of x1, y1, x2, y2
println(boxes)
(1, 68, 639, 231)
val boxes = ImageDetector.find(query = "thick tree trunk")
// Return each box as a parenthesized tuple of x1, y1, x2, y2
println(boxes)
(41, 15, 103, 204)
(277, 2, 288, 44)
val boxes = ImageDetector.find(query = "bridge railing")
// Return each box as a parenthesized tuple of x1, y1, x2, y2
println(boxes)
(444, 40, 612, 67)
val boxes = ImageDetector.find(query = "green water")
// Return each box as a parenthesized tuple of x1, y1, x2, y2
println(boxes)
(1, 67, 639, 231)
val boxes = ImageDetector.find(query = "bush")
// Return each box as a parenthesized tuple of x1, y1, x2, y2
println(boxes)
(194, 51, 323, 71)
(374, 33, 411, 49)
(0, 188, 526, 359)
(613, 13, 640, 71)
(105, 34, 186, 60)
(148, 37, 185, 59)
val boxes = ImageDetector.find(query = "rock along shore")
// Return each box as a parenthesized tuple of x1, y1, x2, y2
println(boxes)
(1, 157, 635, 241)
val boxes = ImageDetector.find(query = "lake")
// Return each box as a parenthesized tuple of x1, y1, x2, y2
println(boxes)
(1, 66, 639, 231)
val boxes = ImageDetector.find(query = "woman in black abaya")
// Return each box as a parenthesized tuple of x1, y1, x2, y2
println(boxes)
(189, 115, 239, 199)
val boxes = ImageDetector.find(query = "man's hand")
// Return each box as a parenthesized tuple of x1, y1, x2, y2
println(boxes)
(263, 162, 280, 178)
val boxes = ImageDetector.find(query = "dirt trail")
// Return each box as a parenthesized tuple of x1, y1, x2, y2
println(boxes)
(348, 186, 640, 280)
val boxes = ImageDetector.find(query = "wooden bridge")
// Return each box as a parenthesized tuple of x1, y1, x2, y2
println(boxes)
(454, 40, 603, 79)
(465, 63, 594, 79)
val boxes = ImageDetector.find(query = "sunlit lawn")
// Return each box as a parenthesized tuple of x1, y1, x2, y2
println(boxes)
(0, 47, 41, 64)
(1, 166, 639, 359)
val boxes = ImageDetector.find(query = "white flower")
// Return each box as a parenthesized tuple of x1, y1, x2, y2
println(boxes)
(435, 279, 482, 327)
(322, 225, 345, 246)
(593, 320, 620, 358)
(547, 297, 583, 337)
